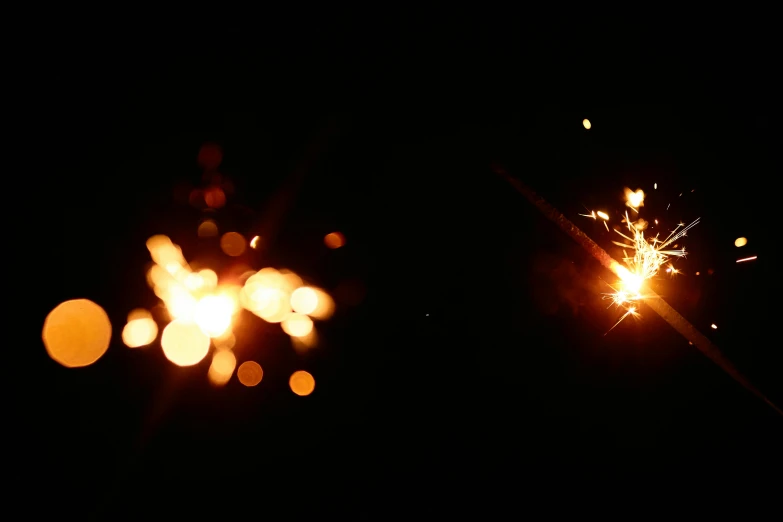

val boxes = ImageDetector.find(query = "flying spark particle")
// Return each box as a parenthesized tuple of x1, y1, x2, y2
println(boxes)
(679, 193, 683, 197)
(583, 119, 591, 130)
(734, 237, 747, 247)
(654, 183, 657, 189)
(603, 221, 610, 232)
(711, 324, 718, 329)
(596, 211, 609, 220)
(736, 256, 757, 263)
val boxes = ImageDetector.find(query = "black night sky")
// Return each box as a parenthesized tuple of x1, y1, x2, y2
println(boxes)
(20, 14, 782, 516)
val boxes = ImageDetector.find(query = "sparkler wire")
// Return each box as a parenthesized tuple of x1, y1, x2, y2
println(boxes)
(494, 166, 782, 417)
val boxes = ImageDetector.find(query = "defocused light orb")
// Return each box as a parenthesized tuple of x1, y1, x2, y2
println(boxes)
(324, 232, 345, 249)
(42, 299, 112, 368)
(161, 320, 210, 366)
(194, 294, 233, 338)
(281, 313, 314, 337)
(127, 308, 152, 322)
(290, 287, 318, 315)
(237, 361, 263, 387)
(220, 232, 247, 257)
(734, 237, 747, 247)
(208, 350, 236, 386)
(711, 323, 718, 329)
(289, 370, 315, 396)
(582, 118, 591, 130)
(199, 269, 219, 290)
(122, 318, 158, 348)
(197, 142, 223, 170)
(204, 187, 226, 209)
(198, 219, 219, 238)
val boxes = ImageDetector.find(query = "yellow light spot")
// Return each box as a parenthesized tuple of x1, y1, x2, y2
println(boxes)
(711, 324, 718, 329)
(281, 313, 314, 338)
(324, 232, 345, 249)
(250, 236, 260, 249)
(122, 317, 158, 348)
(624, 188, 645, 209)
(42, 299, 112, 368)
(198, 219, 218, 238)
(161, 319, 210, 366)
(289, 370, 315, 396)
(199, 269, 218, 290)
(127, 308, 152, 322)
(582, 118, 591, 130)
(208, 350, 236, 386)
(734, 237, 747, 247)
(220, 232, 247, 257)
(596, 211, 609, 220)
(237, 361, 263, 387)
(194, 294, 234, 338)
(290, 286, 319, 315)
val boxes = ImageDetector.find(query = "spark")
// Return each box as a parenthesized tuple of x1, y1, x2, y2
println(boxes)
(605, 306, 640, 335)
(736, 256, 757, 263)
(596, 211, 609, 220)
(603, 221, 610, 232)
(579, 210, 597, 219)
(604, 212, 699, 327)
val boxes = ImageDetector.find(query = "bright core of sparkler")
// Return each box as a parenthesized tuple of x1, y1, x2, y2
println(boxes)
(597, 189, 699, 331)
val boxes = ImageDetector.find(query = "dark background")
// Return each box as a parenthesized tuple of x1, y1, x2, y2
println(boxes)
(19, 14, 782, 516)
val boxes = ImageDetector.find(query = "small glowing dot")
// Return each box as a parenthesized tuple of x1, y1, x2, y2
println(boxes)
(250, 236, 260, 249)
(237, 361, 263, 387)
(695, 272, 700, 276)
(221, 232, 247, 257)
(290, 370, 315, 396)
(734, 237, 747, 247)
(582, 118, 591, 130)
(654, 183, 657, 189)
(324, 232, 345, 249)
(711, 324, 717, 329)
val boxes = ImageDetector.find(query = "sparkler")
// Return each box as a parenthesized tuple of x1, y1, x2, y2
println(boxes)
(493, 165, 782, 417)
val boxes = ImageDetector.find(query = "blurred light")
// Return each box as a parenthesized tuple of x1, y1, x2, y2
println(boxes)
(281, 313, 314, 337)
(290, 287, 318, 315)
(208, 350, 236, 386)
(654, 183, 657, 189)
(624, 188, 645, 209)
(194, 294, 234, 338)
(695, 272, 700, 276)
(324, 232, 345, 249)
(736, 256, 757, 263)
(213, 331, 236, 350)
(711, 324, 718, 329)
(220, 232, 247, 257)
(582, 119, 591, 130)
(596, 211, 609, 220)
(198, 219, 219, 238)
(289, 370, 315, 396)
(199, 269, 218, 290)
(161, 319, 210, 366)
(237, 361, 263, 387)
(122, 317, 158, 348)
(197, 143, 223, 170)
(204, 187, 226, 209)
(250, 236, 260, 249)
(128, 308, 152, 322)
(42, 299, 112, 368)
(734, 237, 747, 247)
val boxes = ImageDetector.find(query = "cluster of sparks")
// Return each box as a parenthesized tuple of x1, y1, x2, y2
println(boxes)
(582, 187, 700, 332)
